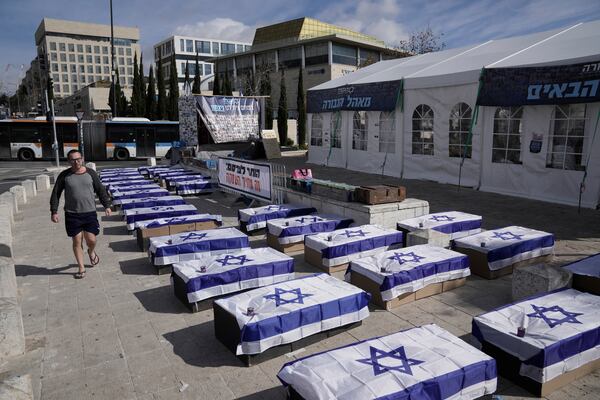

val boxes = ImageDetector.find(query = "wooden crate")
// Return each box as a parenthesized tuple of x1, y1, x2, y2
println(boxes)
(354, 185, 406, 205)
(266, 233, 305, 254)
(311, 182, 355, 202)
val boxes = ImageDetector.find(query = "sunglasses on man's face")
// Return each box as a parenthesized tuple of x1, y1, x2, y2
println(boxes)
(69, 157, 82, 163)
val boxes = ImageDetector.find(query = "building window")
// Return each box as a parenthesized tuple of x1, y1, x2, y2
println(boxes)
(54, 84, 60, 93)
(95, 56, 101, 64)
(60, 53, 66, 62)
(103, 56, 109, 64)
(379, 111, 395, 153)
(547, 104, 587, 171)
(212, 42, 220, 54)
(332, 43, 357, 66)
(180, 39, 185, 52)
(70, 65, 76, 73)
(104, 66, 110, 74)
(221, 43, 236, 55)
(94, 46, 100, 53)
(52, 73, 59, 82)
(126, 48, 131, 56)
(186, 39, 194, 53)
(68, 43, 75, 52)
(86, 45, 92, 53)
(448, 102, 472, 158)
(359, 48, 379, 67)
(128, 77, 133, 85)
(305, 43, 328, 66)
(245, 45, 251, 51)
(61, 64, 68, 72)
(62, 74, 69, 82)
(119, 67, 125, 75)
(204, 64, 212, 75)
(77, 44, 83, 53)
(103, 46, 108, 54)
(330, 112, 342, 148)
(352, 111, 368, 151)
(119, 57, 124, 65)
(50, 53, 57, 61)
(96, 66, 102, 74)
(492, 107, 523, 164)
(59, 43, 66, 51)
(79, 65, 85, 73)
(68, 54, 75, 62)
(118, 47, 124, 56)
(71, 74, 77, 83)
(78, 54, 84, 63)
(412, 104, 434, 155)
(72, 85, 78, 92)
(52, 63, 58, 72)
(128, 67, 133, 75)
(87, 65, 93, 73)
(278, 47, 302, 69)
(50, 42, 56, 51)
(87, 55, 93, 63)
(311, 114, 323, 146)
(196, 40, 211, 54)
(236, 44, 244, 53)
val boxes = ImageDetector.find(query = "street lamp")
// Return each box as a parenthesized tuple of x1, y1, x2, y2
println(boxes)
(76, 110, 85, 159)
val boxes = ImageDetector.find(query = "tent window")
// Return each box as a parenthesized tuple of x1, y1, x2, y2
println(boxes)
(492, 107, 523, 164)
(379, 111, 395, 153)
(449, 103, 472, 158)
(310, 114, 323, 146)
(547, 104, 587, 171)
(330, 112, 342, 148)
(412, 105, 434, 155)
(352, 111, 368, 151)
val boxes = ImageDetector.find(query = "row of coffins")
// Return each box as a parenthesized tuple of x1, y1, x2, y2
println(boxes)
(98, 167, 598, 398)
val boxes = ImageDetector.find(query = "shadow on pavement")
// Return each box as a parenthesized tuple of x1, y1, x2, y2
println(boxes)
(15, 264, 76, 276)
(103, 225, 129, 235)
(119, 257, 154, 275)
(134, 285, 188, 314)
(109, 239, 139, 252)
(101, 214, 123, 222)
(237, 387, 287, 400)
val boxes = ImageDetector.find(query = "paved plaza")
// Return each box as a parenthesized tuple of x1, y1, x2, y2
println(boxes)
(10, 156, 600, 400)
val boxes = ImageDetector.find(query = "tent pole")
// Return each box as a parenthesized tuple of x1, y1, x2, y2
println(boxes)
(578, 109, 600, 213)
(459, 68, 485, 192)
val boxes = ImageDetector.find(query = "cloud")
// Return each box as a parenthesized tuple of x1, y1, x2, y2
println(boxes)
(174, 18, 255, 43)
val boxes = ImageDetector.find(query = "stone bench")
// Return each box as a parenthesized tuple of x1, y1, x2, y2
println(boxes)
(512, 264, 572, 301)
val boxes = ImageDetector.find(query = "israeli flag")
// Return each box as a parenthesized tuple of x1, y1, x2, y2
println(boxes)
(453, 226, 554, 271)
(124, 204, 198, 230)
(101, 174, 145, 183)
(215, 273, 370, 355)
(149, 167, 184, 178)
(305, 224, 403, 267)
(111, 188, 170, 202)
(397, 211, 482, 240)
(563, 253, 600, 278)
(165, 174, 205, 184)
(101, 167, 139, 175)
(106, 181, 155, 192)
(133, 213, 222, 230)
(239, 204, 317, 231)
(267, 214, 354, 244)
(118, 196, 186, 211)
(175, 180, 214, 195)
(173, 247, 295, 303)
(278, 323, 497, 400)
(347, 245, 470, 301)
(473, 288, 600, 383)
(149, 227, 249, 265)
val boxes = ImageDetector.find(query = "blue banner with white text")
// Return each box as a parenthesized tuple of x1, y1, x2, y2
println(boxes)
(307, 80, 402, 113)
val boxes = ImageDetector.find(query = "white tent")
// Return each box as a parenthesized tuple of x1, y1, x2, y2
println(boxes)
(307, 20, 600, 208)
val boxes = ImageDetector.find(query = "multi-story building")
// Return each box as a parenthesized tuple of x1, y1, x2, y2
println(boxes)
(33, 18, 140, 100)
(153, 35, 251, 92)
(212, 17, 404, 119)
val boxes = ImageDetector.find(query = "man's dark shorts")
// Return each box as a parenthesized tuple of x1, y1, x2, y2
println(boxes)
(65, 211, 100, 237)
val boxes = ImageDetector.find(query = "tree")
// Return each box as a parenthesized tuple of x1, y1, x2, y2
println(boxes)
(242, 71, 255, 96)
(145, 65, 156, 120)
(257, 64, 273, 129)
(132, 53, 141, 116)
(139, 53, 146, 116)
(184, 60, 190, 91)
(395, 26, 445, 55)
(156, 58, 167, 119)
(168, 55, 179, 120)
(223, 72, 232, 96)
(114, 69, 128, 116)
(296, 69, 306, 146)
(192, 52, 201, 94)
(212, 70, 221, 95)
(277, 69, 288, 144)
(46, 74, 54, 103)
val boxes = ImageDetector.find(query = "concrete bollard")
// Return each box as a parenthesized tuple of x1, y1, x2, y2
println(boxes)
(21, 180, 37, 198)
(35, 175, 51, 192)
(0, 192, 18, 218)
(148, 157, 156, 166)
(0, 257, 25, 359)
(9, 186, 26, 205)
(0, 207, 13, 256)
(85, 162, 96, 171)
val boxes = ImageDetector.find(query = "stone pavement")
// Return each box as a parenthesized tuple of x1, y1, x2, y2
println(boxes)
(10, 159, 600, 400)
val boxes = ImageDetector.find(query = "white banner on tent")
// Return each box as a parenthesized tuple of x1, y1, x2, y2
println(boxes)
(218, 158, 272, 201)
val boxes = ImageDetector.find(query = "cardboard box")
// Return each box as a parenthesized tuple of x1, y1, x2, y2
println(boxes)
(195, 221, 220, 231)
(136, 226, 170, 252)
(304, 246, 348, 274)
(169, 222, 196, 235)
(266, 233, 304, 254)
(354, 185, 407, 205)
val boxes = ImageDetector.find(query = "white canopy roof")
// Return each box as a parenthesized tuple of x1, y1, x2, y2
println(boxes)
(311, 19, 600, 91)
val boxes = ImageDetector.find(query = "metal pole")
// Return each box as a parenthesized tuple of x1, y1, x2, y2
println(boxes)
(79, 120, 85, 159)
(110, 0, 117, 117)
(45, 90, 59, 167)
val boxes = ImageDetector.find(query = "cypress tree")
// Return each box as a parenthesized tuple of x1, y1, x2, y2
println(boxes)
(145, 65, 156, 120)
(297, 69, 306, 146)
(139, 53, 146, 116)
(184, 61, 190, 89)
(223, 72, 232, 96)
(259, 68, 273, 129)
(168, 55, 179, 120)
(132, 53, 140, 116)
(277, 69, 288, 144)
(212, 71, 220, 96)
(115, 69, 128, 116)
(156, 59, 167, 119)
(108, 79, 116, 116)
(192, 52, 201, 94)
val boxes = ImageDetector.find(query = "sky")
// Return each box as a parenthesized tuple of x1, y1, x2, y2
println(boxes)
(1, 0, 600, 94)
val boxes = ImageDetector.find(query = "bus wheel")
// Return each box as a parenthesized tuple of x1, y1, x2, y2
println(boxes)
(18, 148, 35, 161)
(114, 147, 130, 161)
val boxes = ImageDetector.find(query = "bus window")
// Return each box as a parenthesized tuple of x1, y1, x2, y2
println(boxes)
(107, 126, 135, 143)
(60, 124, 78, 143)
(12, 127, 42, 143)
(156, 127, 178, 143)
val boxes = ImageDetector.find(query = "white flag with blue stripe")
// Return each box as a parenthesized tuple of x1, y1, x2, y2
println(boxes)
(397, 211, 482, 239)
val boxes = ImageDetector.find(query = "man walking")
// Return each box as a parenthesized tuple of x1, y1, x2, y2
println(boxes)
(50, 150, 112, 279)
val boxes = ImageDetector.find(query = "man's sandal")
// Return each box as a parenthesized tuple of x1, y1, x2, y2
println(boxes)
(75, 270, 86, 279)
(88, 251, 100, 266)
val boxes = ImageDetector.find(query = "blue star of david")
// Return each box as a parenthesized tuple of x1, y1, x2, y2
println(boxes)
(164, 217, 186, 224)
(151, 206, 174, 211)
(266, 205, 284, 211)
(492, 231, 524, 241)
(387, 252, 426, 265)
(429, 215, 456, 222)
(263, 287, 313, 307)
(342, 229, 368, 238)
(527, 304, 583, 328)
(216, 254, 253, 266)
(295, 216, 321, 223)
(180, 232, 207, 241)
(357, 345, 424, 376)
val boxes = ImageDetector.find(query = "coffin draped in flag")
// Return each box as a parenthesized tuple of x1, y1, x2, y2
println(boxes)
(453, 226, 554, 271)
(124, 204, 198, 230)
(305, 224, 403, 267)
(175, 179, 214, 195)
(278, 323, 497, 400)
(267, 214, 354, 245)
(172, 247, 295, 303)
(214, 273, 370, 355)
(148, 168, 185, 178)
(118, 196, 187, 211)
(100, 174, 144, 183)
(397, 211, 482, 240)
(472, 288, 600, 383)
(164, 174, 205, 184)
(106, 181, 153, 192)
(346, 245, 471, 301)
(238, 204, 318, 231)
(133, 214, 222, 230)
(111, 188, 170, 201)
(149, 227, 250, 265)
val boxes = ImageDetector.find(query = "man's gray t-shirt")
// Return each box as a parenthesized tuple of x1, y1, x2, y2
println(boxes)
(50, 168, 111, 214)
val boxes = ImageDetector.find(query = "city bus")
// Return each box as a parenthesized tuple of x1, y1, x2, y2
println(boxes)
(0, 118, 180, 161)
